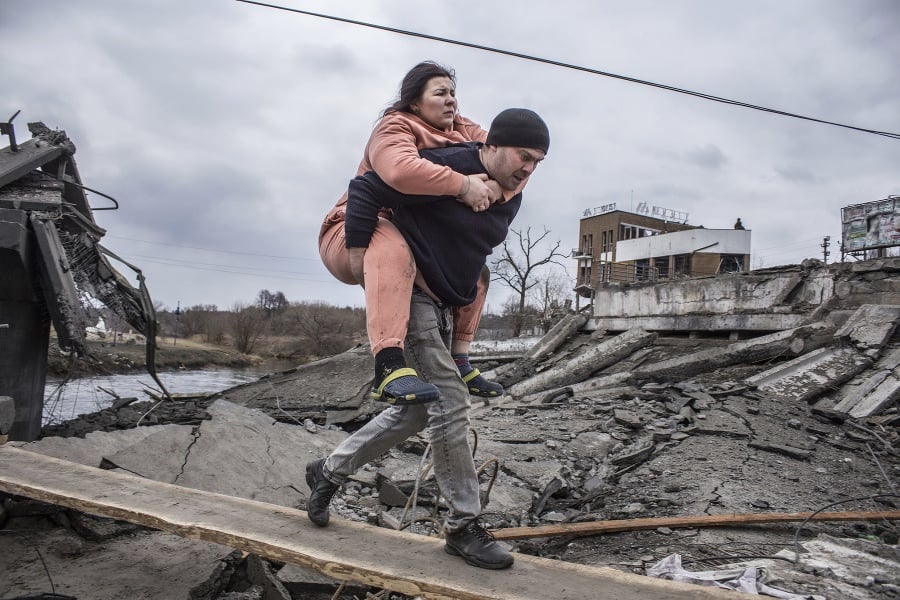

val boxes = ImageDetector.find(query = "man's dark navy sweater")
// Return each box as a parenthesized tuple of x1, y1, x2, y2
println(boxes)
(344, 142, 522, 307)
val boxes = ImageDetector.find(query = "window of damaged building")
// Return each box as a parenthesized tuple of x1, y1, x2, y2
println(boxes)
(674, 253, 692, 276)
(719, 253, 745, 273)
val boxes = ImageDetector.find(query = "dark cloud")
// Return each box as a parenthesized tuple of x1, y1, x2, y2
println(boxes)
(684, 144, 728, 170)
(774, 166, 820, 184)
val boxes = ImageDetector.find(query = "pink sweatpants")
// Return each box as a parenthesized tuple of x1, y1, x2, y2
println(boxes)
(319, 218, 487, 355)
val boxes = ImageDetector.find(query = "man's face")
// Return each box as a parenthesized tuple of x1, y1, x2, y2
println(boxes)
(483, 145, 545, 191)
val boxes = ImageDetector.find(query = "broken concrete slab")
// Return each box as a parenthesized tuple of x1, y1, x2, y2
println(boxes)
(10, 425, 170, 467)
(692, 410, 752, 438)
(183, 399, 346, 505)
(774, 534, 900, 594)
(745, 346, 873, 404)
(93, 400, 347, 507)
(507, 328, 656, 399)
(847, 370, 900, 419)
(68, 510, 144, 541)
(610, 443, 656, 468)
(374, 452, 433, 486)
(588, 267, 835, 327)
(831, 346, 900, 417)
(518, 372, 633, 404)
(747, 441, 813, 461)
(832, 260, 900, 313)
(246, 554, 292, 600)
(566, 431, 616, 460)
(636, 322, 836, 382)
(490, 313, 589, 386)
(103, 423, 201, 477)
(503, 460, 565, 491)
(614, 408, 645, 429)
(483, 477, 537, 517)
(833, 303, 900, 357)
(216, 344, 376, 421)
(475, 438, 553, 463)
(277, 562, 370, 597)
(0, 528, 234, 600)
(482, 426, 549, 444)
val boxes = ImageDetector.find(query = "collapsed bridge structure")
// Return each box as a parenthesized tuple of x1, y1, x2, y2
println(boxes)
(0, 115, 163, 441)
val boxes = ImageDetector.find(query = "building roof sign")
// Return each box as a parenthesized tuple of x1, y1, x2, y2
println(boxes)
(634, 202, 689, 223)
(583, 202, 617, 217)
(582, 201, 689, 224)
(650, 205, 689, 223)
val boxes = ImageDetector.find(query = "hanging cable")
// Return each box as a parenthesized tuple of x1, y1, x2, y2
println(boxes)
(235, 0, 900, 140)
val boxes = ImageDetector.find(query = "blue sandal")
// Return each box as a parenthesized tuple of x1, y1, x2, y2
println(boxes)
(462, 368, 505, 398)
(372, 367, 440, 405)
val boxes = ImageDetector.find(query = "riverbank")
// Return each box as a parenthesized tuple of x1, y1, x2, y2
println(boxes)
(47, 338, 263, 378)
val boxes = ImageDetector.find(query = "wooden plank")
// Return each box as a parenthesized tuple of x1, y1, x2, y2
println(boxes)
(491, 510, 900, 541)
(0, 446, 732, 600)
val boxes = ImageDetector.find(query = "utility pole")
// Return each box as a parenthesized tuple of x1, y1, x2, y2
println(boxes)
(821, 236, 831, 264)
(173, 301, 181, 346)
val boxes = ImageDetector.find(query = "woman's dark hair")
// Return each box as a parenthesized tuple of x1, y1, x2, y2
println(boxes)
(382, 61, 456, 117)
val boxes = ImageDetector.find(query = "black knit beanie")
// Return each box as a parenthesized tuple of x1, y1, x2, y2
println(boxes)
(485, 108, 550, 154)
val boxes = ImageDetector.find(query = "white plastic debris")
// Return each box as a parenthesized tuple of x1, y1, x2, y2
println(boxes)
(646, 554, 823, 599)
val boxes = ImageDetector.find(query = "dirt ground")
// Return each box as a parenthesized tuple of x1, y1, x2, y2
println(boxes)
(310, 334, 900, 599)
(3, 331, 899, 600)
(46, 337, 262, 378)
(0, 527, 235, 600)
(476, 358, 899, 599)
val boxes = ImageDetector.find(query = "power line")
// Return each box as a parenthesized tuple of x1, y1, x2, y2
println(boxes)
(753, 236, 825, 252)
(105, 234, 318, 261)
(116, 254, 335, 283)
(122, 252, 327, 276)
(235, 0, 900, 141)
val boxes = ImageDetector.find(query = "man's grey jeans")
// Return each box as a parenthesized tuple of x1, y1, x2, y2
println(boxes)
(323, 289, 481, 533)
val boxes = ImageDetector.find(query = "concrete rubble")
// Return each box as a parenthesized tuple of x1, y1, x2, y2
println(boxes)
(3, 265, 900, 599)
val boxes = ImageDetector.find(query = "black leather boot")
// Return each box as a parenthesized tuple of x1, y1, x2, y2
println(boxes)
(305, 458, 339, 527)
(444, 519, 514, 569)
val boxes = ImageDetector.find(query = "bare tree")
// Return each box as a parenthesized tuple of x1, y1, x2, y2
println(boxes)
(530, 272, 572, 333)
(284, 301, 365, 359)
(490, 227, 567, 337)
(230, 302, 266, 354)
(256, 289, 288, 316)
(179, 304, 218, 338)
(204, 310, 228, 345)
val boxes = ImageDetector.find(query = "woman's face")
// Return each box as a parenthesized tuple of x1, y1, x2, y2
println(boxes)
(410, 76, 457, 130)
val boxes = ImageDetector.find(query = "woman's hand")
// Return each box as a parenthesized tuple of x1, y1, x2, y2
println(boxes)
(457, 174, 495, 212)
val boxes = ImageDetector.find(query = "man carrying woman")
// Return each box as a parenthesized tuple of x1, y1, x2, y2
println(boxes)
(309, 107, 550, 570)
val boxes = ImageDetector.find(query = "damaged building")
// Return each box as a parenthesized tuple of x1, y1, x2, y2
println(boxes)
(572, 202, 751, 297)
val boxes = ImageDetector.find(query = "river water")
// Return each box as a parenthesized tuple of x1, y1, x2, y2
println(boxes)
(38, 340, 540, 426)
(42, 367, 277, 426)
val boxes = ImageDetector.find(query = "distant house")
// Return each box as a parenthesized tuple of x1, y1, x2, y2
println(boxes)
(572, 203, 750, 297)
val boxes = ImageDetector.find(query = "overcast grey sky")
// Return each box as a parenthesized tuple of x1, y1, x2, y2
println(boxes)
(3, 1, 898, 312)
